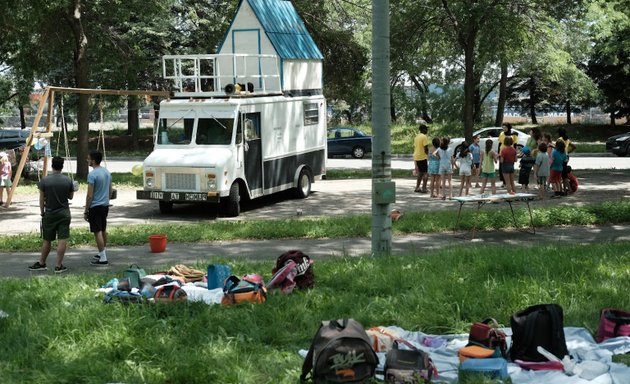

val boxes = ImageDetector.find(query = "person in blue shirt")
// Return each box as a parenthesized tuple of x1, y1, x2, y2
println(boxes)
(468, 135, 481, 187)
(549, 140, 567, 198)
(84, 151, 113, 265)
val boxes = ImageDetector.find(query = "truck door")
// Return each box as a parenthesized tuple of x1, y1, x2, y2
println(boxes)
(243, 113, 262, 192)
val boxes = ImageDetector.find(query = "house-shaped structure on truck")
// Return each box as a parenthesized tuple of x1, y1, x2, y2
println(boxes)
(137, 0, 327, 217)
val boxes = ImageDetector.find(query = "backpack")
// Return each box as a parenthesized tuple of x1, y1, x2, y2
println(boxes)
(221, 275, 267, 305)
(300, 319, 378, 383)
(123, 264, 146, 289)
(274, 250, 314, 289)
(509, 304, 569, 362)
(596, 308, 630, 343)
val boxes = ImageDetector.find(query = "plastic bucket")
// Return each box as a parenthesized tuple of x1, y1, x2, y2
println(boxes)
(148, 234, 167, 253)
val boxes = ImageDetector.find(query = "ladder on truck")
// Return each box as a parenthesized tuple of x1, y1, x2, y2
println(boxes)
(163, 54, 282, 98)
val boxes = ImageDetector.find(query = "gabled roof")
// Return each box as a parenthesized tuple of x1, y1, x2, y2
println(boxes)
(234, 0, 323, 60)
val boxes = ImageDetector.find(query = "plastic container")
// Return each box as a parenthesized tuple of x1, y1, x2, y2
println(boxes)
(148, 234, 167, 253)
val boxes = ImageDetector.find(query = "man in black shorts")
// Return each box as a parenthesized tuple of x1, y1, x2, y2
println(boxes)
(85, 151, 112, 265)
(29, 157, 75, 273)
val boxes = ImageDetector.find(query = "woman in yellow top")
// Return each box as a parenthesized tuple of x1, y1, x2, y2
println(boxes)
(498, 123, 518, 187)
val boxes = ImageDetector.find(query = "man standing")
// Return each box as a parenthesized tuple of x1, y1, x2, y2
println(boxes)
(413, 124, 429, 193)
(29, 157, 75, 273)
(85, 151, 112, 266)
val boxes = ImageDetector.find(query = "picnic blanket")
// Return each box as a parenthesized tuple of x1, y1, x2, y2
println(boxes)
(299, 326, 630, 383)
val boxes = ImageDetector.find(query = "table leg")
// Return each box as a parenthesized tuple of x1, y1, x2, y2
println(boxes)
(470, 201, 484, 240)
(455, 201, 464, 231)
(526, 201, 536, 234)
(508, 201, 518, 228)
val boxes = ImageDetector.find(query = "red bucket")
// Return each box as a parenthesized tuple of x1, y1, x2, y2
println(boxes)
(148, 234, 167, 253)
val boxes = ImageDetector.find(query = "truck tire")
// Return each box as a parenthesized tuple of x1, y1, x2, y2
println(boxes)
(295, 169, 311, 199)
(223, 182, 241, 217)
(158, 201, 173, 214)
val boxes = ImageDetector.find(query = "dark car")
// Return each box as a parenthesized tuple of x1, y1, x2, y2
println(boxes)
(327, 127, 372, 159)
(606, 132, 630, 157)
(0, 129, 30, 150)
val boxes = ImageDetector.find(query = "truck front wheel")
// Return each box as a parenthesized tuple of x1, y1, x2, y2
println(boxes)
(158, 201, 173, 214)
(222, 183, 241, 217)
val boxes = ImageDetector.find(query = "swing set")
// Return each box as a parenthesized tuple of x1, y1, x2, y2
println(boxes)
(4, 86, 169, 208)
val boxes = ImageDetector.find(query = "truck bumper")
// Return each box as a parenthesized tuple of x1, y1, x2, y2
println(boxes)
(136, 190, 221, 203)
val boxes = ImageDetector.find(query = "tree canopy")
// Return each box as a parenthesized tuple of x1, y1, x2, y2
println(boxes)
(0, 0, 628, 167)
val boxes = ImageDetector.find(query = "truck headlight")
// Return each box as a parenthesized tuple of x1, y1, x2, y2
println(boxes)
(207, 174, 217, 190)
(146, 177, 154, 188)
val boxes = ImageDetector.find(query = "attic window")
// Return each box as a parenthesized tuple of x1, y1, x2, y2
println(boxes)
(303, 102, 319, 126)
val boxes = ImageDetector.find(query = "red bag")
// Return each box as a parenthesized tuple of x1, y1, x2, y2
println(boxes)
(596, 308, 630, 343)
(468, 318, 508, 358)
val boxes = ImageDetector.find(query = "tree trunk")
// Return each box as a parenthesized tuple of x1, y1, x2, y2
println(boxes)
(18, 105, 26, 129)
(565, 99, 572, 125)
(610, 112, 616, 126)
(390, 90, 396, 122)
(65, 0, 90, 179)
(528, 77, 538, 125)
(462, 36, 476, 144)
(494, 59, 508, 127)
(127, 95, 140, 150)
(409, 75, 432, 123)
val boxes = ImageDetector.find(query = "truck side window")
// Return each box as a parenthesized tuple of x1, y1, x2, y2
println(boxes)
(244, 113, 261, 140)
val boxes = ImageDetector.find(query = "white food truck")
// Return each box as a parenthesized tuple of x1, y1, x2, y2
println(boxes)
(136, 0, 326, 216)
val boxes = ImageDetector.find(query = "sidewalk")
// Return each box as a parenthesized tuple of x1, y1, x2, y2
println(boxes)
(4, 224, 630, 279)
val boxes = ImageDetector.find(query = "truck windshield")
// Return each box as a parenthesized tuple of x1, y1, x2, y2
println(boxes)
(157, 117, 194, 145)
(195, 118, 234, 145)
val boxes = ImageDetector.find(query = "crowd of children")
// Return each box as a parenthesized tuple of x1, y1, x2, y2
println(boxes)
(423, 126, 578, 200)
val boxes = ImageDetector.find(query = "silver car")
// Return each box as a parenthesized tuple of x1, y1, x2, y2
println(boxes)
(448, 127, 530, 155)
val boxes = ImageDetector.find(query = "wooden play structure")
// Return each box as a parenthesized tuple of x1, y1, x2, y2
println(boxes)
(4, 86, 169, 208)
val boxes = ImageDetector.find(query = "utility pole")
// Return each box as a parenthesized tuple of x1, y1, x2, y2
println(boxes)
(371, 0, 395, 256)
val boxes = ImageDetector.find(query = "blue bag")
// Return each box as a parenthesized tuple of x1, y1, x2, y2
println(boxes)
(207, 264, 231, 290)
(459, 357, 509, 380)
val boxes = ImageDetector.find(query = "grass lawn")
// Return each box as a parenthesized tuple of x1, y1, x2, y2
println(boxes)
(0, 242, 628, 383)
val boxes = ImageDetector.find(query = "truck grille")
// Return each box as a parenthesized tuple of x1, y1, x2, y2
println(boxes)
(165, 173, 196, 191)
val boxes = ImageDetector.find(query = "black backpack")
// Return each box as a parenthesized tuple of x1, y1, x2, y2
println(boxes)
(509, 304, 569, 362)
(300, 319, 378, 383)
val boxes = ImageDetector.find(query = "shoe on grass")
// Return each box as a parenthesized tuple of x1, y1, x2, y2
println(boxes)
(28, 262, 47, 271)
(54, 265, 68, 274)
(91, 259, 109, 266)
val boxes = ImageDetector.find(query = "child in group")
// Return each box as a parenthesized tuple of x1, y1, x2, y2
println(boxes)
(428, 137, 441, 198)
(457, 144, 473, 196)
(436, 137, 455, 200)
(550, 140, 567, 198)
(479, 139, 498, 195)
(500, 136, 517, 195)
(469, 135, 481, 187)
(0, 152, 12, 205)
(518, 146, 536, 191)
(564, 165, 579, 194)
(533, 142, 550, 200)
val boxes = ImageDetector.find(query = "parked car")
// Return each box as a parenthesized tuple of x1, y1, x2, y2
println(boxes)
(327, 127, 372, 159)
(606, 131, 630, 157)
(0, 129, 30, 150)
(448, 127, 530, 155)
